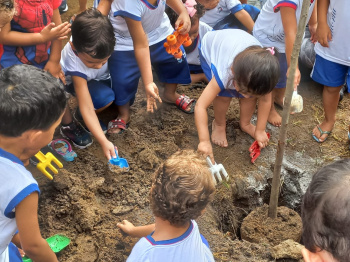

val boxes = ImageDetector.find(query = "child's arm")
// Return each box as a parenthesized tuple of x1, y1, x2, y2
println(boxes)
(44, 9, 66, 80)
(233, 9, 254, 33)
(280, 6, 300, 89)
(125, 18, 162, 112)
(117, 220, 155, 238)
(195, 77, 221, 163)
(16, 193, 58, 262)
(79, 0, 87, 13)
(97, 0, 113, 16)
(73, 76, 117, 160)
(316, 0, 331, 47)
(308, 0, 317, 43)
(167, 0, 191, 34)
(255, 93, 272, 148)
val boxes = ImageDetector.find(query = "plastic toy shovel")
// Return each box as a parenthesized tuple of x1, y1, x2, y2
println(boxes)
(249, 133, 270, 163)
(290, 90, 303, 114)
(206, 157, 229, 185)
(108, 149, 129, 173)
(35, 151, 63, 180)
(22, 234, 70, 262)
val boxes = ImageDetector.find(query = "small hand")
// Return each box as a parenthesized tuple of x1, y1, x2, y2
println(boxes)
(117, 220, 137, 237)
(44, 61, 64, 82)
(40, 22, 71, 42)
(102, 141, 117, 160)
(316, 22, 332, 47)
(286, 66, 301, 91)
(308, 23, 317, 43)
(175, 13, 191, 34)
(198, 141, 214, 164)
(145, 82, 162, 113)
(254, 130, 269, 148)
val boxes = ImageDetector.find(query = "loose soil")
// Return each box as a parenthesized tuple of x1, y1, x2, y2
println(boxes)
(28, 2, 350, 261)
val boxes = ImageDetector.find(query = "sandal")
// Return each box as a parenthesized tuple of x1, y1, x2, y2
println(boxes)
(312, 125, 331, 143)
(107, 118, 129, 134)
(175, 94, 196, 114)
(48, 139, 77, 162)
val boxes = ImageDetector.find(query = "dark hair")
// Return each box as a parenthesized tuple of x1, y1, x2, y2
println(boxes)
(232, 46, 280, 96)
(166, 2, 206, 28)
(150, 150, 215, 226)
(302, 159, 350, 262)
(72, 8, 115, 59)
(0, 65, 66, 137)
(0, 0, 14, 12)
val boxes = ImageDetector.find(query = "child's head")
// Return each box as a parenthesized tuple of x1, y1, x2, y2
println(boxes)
(0, 64, 66, 153)
(301, 159, 350, 262)
(150, 150, 215, 227)
(71, 8, 115, 69)
(231, 46, 280, 97)
(196, 0, 219, 10)
(0, 0, 15, 30)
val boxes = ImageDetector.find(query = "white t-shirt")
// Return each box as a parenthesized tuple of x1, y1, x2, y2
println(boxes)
(200, 0, 243, 27)
(186, 22, 212, 66)
(200, 29, 262, 91)
(109, 0, 173, 51)
(253, 0, 316, 53)
(127, 220, 214, 262)
(0, 149, 40, 259)
(60, 41, 110, 86)
(314, 0, 350, 66)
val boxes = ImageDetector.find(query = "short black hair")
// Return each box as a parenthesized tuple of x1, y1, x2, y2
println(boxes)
(232, 46, 280, 96)
(0, 65, 67, 137)
(72, 8, 115, 59)
(302, 159, 350, 262)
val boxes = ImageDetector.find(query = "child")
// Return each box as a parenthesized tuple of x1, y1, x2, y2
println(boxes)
(0, 64, 66, 262)
(117, 150, 215, 261)
(253, 0, 317, 126)
(301, 159, 350, 262)
(0, 0, 92, 149)
(166, 0, 212, 84)
(61, 8, 117, 160)
(195, 29, 279, 163)
(196, 0, 255, 32)
(98, 0, 195, 134)
(310, 0, 350, 143)
(0, 0, 15, 30)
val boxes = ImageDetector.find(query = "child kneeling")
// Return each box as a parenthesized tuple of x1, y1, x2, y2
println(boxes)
(117, 150, 216, 262)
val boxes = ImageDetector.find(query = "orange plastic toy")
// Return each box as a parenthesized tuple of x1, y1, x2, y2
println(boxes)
(164, 26, 192, 59)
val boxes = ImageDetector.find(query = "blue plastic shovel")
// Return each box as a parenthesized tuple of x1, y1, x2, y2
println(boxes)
(108, 149, 129, 172)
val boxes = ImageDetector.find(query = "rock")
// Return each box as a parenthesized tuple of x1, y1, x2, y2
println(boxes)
(272, 239, 304, 260)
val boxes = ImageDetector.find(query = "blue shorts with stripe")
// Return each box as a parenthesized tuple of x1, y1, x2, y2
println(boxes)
(109, 39, 191, 106)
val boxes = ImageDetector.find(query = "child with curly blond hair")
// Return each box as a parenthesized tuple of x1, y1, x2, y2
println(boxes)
(117, 150, 215, 262)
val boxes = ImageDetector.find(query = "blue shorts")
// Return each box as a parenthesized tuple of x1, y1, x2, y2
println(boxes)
(8, 242, 22, 262)
(109, 39, 191, 106)
(311, 54, 349, 87)
(189, 64, 204, 74)
(66, 79, 115, 110)
(275, 53, 288, 88)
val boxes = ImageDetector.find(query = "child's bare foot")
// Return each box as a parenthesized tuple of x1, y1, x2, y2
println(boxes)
(211, 119, 228, 147)
(268, 108, 282, 127)
(240, 122, 256, 139)
(312, 121, 334, 142)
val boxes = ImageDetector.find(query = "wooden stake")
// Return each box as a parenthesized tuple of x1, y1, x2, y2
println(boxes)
(268, 0, 312, 218)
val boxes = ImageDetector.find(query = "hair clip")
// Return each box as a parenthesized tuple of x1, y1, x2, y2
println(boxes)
(266, 47, 275, 55)
(185, 0, 197, 17)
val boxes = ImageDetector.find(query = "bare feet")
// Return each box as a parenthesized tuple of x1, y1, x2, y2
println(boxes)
(268, 107, 282, 127)
(312, 121, 334, 142)
(211, 119, 228, 147)
(240, 122, 256, 139)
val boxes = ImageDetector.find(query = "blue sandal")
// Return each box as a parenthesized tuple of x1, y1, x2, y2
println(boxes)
(48, 139, 77, 161)
(312, 125, 331, 143)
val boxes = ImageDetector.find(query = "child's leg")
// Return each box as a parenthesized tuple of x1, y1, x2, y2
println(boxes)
(61, 106, 73, 125)
(190, 73, 208, 84)
(239, 97, 258, 138)
(212, 96, 232, 147)
(268, 88, 283, 127)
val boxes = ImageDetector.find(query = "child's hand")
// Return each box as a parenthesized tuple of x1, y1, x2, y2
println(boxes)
(316, 22, 332, 47)
(44, 61, 65, 83)
(198, 141, 214, 163)
(286, 67, 300, 91)
(175, 13, 191, 34)
(308, 23, 318, 44)
(254, 130, 269, 148)
(40, 22, 71, 42)
(102, 140, 117, 160)
(145, 82, 162, 113)
(117, 220, 137, 237)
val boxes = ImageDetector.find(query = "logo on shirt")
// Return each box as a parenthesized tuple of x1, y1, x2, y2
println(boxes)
(218, 7, 223, 13)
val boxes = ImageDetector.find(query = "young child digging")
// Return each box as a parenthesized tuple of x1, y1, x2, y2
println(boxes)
(117, 150, 216, 262)
(61, 8, 117, 160)
(0, 65, 66, 262)
(195, 29, 279, 163)
(301, 159, 350, 262)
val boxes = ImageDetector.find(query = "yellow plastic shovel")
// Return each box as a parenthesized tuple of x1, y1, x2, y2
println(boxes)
(34, 151, 63, 180)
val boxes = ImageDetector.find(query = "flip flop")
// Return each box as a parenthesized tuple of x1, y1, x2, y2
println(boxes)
(175, 94, 196, 114)
(48, 139, 77, 162)
(312, 125, 331, 143)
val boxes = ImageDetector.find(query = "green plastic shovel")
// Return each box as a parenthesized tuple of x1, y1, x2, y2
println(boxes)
(22, 234, 70, 262)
